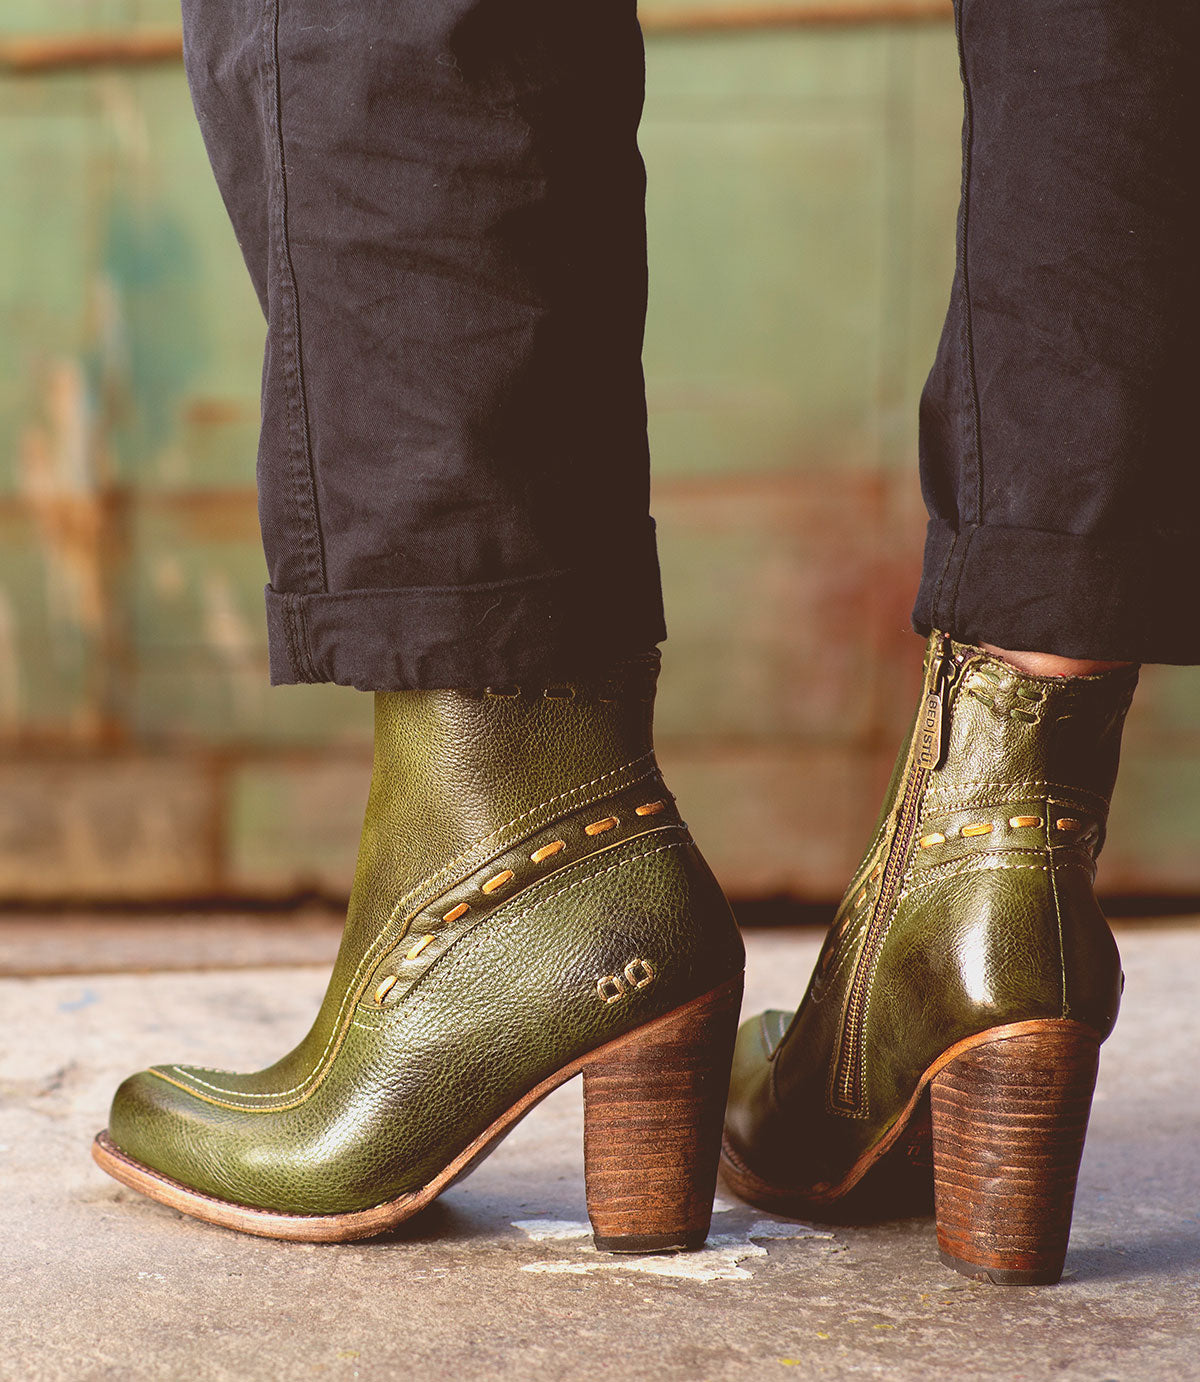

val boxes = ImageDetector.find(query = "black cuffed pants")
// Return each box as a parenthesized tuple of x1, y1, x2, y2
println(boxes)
(181, 0, 1200, 688)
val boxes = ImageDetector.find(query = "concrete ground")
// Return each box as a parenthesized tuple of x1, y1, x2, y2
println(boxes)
(1, 920, 1197, 1382)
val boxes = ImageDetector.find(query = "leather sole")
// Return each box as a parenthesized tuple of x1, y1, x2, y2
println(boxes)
(92, 974, 743, 1248)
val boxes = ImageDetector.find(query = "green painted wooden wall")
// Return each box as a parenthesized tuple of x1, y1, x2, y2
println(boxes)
(1, 3, 1195, 902)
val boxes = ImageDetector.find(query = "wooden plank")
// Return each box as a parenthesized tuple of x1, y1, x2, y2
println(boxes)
(644, 2, 952, 31)
(0, 29, 183, 74)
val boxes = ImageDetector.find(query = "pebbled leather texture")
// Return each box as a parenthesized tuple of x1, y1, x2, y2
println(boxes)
(724, 632, 1138, 1202)
(105, 654, 745, 1215)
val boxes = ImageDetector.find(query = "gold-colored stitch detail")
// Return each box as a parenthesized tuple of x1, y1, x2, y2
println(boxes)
(1055, 817, 1083, 831)
(597, 976, 623, 1004)
(531, 841, 566, 863)
(624, 958, 655, 989)
(158, 840, 687, 1112)
(897, 855, 1095, 906)
(405, 935, 434, 960)
(585, 816, 619, 836)
(373, 975, 398, 1005)
(168, 754, 657, 1105)
(635, 800, 666, 816)
(482, 870, 514, 894)
(961, 823, 994, 837)
(442, 902, 470, 923)
(918, 833, 946, 849)
(1009, 815, 1042, 829)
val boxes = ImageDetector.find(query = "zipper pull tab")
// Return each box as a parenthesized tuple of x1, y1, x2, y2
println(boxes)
(914, 636, 952, 771)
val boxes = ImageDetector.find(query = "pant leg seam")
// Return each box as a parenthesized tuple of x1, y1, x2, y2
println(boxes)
(281, 593, 303, 683)
(296, 595, 319, 682)
(263, 0, 327, 595)
(945, 522, 976, 637)
(928, 528, 958, 631)
(954, 0, 985, 534)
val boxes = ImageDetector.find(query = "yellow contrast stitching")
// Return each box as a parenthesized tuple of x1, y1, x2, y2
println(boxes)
(911, 844, 1063, 876)
(924, 792, 1098, 818)
(833, 840, 886, 920)
(158, 837, 685, 1110)
(925, 778, 1110, 808)
(372, 975, 398, 1004)
(168, 757, 655, 1100)
(815, 914, 871, 1000)
(898, 854, 1093, 906)
(398, 753, 655, 908)
(169, 756, 657, 1102)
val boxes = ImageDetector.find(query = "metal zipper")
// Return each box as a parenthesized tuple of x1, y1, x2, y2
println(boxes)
(830, 636, 953, 1115)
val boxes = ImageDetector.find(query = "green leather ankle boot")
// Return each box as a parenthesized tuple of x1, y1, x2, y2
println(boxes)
(94, 654, 745, 1250)
(723, 633, 1138, 1284)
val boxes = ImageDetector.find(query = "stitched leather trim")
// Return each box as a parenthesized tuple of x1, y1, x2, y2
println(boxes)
(151, 836, 689, 1113)
(171, 756, 661, 1103)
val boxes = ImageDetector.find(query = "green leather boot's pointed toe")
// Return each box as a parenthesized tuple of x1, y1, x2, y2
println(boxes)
(95, 655, 745, 1250)
(722, 634, 1138, 1285)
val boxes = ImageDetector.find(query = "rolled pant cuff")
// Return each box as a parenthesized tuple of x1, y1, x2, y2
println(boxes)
(265, 566, 668, 691)
(913, 518, 1196, 664)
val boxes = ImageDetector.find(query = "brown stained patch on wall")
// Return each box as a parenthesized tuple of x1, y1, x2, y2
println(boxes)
(15, 357, 127, 746)
(19, 358, 107, 636)
(0, 757, 214, 899)
(181, 399, 258, 428)
(199, 569, 263, 726)
(142, 488, 260, 543)
(0, 589, 19, 734)
(653, 469, 902, 746)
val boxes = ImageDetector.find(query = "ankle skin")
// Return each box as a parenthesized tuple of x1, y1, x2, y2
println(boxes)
(982, 643, 1134, 679)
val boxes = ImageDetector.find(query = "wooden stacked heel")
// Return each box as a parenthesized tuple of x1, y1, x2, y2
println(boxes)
(930, 1021, 1102, 1285)
(582, 976, 743, 1253)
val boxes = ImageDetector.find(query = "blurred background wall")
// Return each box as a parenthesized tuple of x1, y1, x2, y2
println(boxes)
(1, 0, 1196, 908)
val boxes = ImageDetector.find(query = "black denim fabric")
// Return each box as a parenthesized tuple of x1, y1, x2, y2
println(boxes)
(182, 0, 1199, 687)
(914, 0, 1200, 663)
(182, 0, 661, 689)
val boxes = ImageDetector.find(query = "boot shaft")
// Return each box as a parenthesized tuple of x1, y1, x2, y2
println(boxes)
(347, 653, 662, 944)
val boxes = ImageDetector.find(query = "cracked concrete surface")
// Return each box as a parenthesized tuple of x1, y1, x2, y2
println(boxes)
(1, 925, 1197, 1380)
